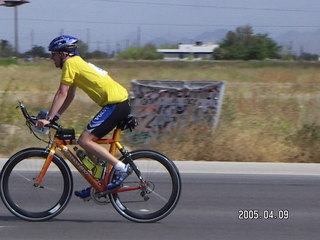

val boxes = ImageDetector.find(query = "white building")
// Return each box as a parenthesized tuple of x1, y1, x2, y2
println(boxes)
(157, 42, 219, 60)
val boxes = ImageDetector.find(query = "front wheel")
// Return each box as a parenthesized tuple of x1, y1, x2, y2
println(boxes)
(0, 148, 73, 221)
(109, 150, 181, 223)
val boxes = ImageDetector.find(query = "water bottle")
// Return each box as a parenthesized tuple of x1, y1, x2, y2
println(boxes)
(73, 147, 95, 171)
(31, 125, 50, 135)
(93, 159, 106, 179)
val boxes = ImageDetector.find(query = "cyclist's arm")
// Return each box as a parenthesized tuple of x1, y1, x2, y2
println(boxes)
(36, 84, 75, 128)
(57, 85, 76, 116)
(47, 83, 73, 120)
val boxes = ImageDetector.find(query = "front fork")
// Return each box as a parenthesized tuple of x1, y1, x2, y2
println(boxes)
(34, 147, 56, 187)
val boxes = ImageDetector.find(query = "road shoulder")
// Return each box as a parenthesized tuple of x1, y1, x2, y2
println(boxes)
(1, 158, 319, 175)
(174, 161, 320, 175)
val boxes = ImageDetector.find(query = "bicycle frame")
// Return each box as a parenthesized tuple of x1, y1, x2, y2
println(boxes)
(36, 127, 140, 194)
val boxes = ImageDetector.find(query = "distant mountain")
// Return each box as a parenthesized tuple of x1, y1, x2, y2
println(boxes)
(145, 37, 171, 46)
(271, 29, 320, 55)
(194, 29, 229, 43)
(146, 29, 228, 47)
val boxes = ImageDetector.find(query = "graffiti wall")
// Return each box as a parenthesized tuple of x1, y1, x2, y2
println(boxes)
(128, 80, 225, 142)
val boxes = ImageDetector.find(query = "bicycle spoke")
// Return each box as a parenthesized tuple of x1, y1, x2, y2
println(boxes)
(13, 171, 33, 182)
(109, 150, 181, 223)
(147, 189, 168, 202)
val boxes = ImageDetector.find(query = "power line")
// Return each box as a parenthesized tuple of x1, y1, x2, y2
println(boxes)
(96, 0, 320, 13)
(1, 17, 320, 29)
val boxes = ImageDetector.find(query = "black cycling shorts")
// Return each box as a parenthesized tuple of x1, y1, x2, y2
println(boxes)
(85, 100, 131, 138)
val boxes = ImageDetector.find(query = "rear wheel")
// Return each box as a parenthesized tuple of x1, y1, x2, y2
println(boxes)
(0, 148, 73, 221)
(109, 150, 181, 223)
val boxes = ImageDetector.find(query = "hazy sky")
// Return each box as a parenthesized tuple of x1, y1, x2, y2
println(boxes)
(1, 0, 320, 52)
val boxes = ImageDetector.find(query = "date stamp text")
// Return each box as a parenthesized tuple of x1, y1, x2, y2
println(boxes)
(238, 209, 289, 220)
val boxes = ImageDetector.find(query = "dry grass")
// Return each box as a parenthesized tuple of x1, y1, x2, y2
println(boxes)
(146, 121, 300, 162)
(1, 60, 320, 162)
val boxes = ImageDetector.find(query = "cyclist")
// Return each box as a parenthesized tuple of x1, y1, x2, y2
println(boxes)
(36, 35, 132, 200)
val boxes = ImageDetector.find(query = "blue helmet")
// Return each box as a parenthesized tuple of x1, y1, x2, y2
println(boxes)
(48, 35, 79, 53)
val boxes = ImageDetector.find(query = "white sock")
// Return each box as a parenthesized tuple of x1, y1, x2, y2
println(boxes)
(114, 161, 126, 171)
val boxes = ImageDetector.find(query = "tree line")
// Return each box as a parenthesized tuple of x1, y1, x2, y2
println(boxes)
(0, 25, 318, 61)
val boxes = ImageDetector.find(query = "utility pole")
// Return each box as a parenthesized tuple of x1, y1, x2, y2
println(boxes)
(137, 26, 141, 47)
(86, 28, 90, 52)
(30, 28, 34, 49)
(97, 41, 100, 51)
(106, 40, 110, 54)
(1, 1, 30, 56)
(14, 6, 18, 55)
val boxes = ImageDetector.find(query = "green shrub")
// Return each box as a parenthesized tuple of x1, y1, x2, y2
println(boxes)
(117, 44, 163, 60)
(0, 58, 17, 66)
(286, 123, 320, 148)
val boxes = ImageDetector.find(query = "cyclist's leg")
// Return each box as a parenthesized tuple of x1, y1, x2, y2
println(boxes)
(79, 131, 119, 166)
(86, 100, 131, 138)
(78, 100, 131, 166)
(75, 100, 131, 199)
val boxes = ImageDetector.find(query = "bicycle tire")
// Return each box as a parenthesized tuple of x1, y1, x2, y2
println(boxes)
(109, 149, 181, 223)
(0, 148, 73, 221)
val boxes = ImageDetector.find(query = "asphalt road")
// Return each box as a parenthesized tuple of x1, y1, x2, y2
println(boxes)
(1, 172, 320, 240)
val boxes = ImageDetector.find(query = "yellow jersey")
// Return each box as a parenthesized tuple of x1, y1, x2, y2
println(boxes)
(61, 56, 128, 106)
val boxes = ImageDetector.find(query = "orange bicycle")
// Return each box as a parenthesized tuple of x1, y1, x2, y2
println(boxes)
(0, 103, 181, 222)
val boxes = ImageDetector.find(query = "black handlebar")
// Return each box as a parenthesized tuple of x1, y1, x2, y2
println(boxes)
(17, 103, 34, 123)
(17, 103, 61, 131)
